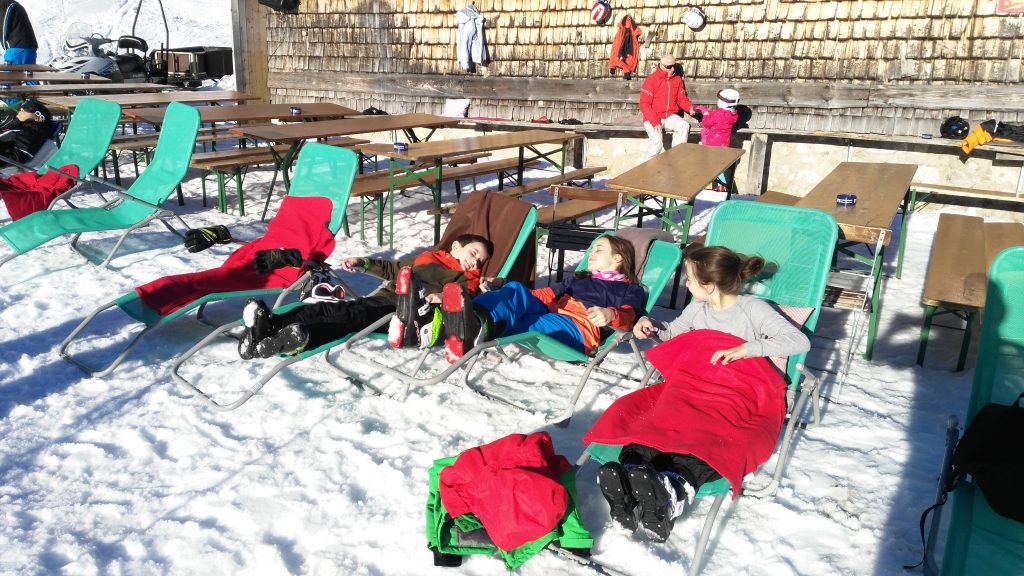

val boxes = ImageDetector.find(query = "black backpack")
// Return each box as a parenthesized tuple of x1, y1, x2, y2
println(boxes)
(906, 392, 1024, 569)
(945, 392, 1024, 521)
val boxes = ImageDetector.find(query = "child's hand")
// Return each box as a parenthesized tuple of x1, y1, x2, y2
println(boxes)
(587, 306, 615, 327)
(480, 277, 505, 292)
(633, 317, 657, 339)
(340, 257, 363, 272)
(425, 292, 442, 304)
(710, 345, 748, 365)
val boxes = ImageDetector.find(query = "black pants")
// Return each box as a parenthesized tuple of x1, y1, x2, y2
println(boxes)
(272, 297, 395, 349)
(620, 443, 722, 490)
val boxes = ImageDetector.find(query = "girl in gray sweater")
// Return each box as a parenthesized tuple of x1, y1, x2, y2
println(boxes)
(597, 245, 809, 541)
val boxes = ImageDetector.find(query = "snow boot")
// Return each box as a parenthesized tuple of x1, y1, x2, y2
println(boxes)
(598, 461, 638, 531)
(239, 298, 273, 360)
(627, 465, 690, 541)
(388, 266, 426, 348)
(440, 283, 487, 364)
(255, 323, 309, 358)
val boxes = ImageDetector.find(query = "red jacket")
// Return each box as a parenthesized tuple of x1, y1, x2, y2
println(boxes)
(0, 165, 79, 221)
(439, 432, 571, 552)
(639, 67, 694, 127)
(694, 105, 739, 147)
(583, 330, 786, 496)
(609, 15, 641, 76)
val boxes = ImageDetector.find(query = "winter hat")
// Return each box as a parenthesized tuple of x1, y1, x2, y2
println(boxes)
(591, 0, 611, 24)
(940, 116, 970, 139)
(717, 88, 740, 110)
(681, 6, 706, 30)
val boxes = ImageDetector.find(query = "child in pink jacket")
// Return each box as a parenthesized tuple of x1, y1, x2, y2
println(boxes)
(693, 88, 740, 192)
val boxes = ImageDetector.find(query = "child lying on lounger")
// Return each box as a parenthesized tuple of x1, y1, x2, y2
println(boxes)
(239, 234, 494, 359)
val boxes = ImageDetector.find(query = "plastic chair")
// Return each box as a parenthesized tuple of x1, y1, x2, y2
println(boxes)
(58, 143, 360, 377)
(170, 190, 538, 411)
(0, 102, 199, 269)
(580, 200, 838, 575)
(922, 246, 1024, 576)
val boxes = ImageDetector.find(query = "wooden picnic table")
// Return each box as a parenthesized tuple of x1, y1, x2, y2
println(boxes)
(787, 161, 918, 360)
(8, 83, 170, 97)
(605, 143, 745, 306)
(39, 90, 257, 112)
(0, 71, 112, 83)
(124, 102, 361, 125)
(363, 128, 583, 245)
(0, 63, 56, 72)
(230, 113, 460, 231)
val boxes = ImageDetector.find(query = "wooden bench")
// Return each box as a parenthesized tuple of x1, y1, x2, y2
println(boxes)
(535, 187, 621, 226)
(917, 213, 1024, 370)
(429, 166, 607, 215)
(911, 181, 1024, 206)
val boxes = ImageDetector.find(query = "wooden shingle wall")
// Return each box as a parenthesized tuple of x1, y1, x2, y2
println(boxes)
(260, 0, 1024, 135)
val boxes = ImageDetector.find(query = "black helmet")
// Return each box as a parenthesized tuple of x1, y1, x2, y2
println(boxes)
(940, 116, 970, 139)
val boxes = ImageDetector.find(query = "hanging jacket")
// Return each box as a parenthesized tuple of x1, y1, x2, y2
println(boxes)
(639, 65, 694, 126)
(694, 105, 739, 147)
(455, 5, 489, 71)
(609, 15, 641, 78)
(0, 0, 36, 50)
(438, 432, 572, 552)
(583, 329, 787, 496)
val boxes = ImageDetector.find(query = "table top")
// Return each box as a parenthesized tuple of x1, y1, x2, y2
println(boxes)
(230, 113, 459, 143)
(794, 162, 918, 245)
(40, 90, 258, 110)
(0, 71, 112, 83)
(14, 83, 171, 97)
(0, 64, 56, 72)
(125, 102, 361, 124)
(605, 143, 745, 201)
(361, 129, 580, 162)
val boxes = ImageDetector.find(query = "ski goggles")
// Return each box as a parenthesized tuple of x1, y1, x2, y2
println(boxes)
(309, 283, 346, 302)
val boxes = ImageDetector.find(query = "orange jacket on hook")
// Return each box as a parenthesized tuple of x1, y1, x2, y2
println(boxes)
(609, 15, 641, 77)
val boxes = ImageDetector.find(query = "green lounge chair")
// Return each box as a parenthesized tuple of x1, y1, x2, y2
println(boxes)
(0, 101, 199, 269)
(923, 246, 1024, 575)
(170, 190, 538, 411)
(58, 143, 360, 377)
(343, 230, 682, 426)
(581, 200, 839, 576)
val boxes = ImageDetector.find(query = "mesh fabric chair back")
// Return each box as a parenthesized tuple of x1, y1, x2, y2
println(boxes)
(123, 102, 200, 207)
(940, 246, 1024, 576)
(705, 201, 838, 387)
(39, 98, 121, 177)
(286, 142, 359, 235)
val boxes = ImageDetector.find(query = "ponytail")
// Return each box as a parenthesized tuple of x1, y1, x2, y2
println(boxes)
(684, 245, 764, 295)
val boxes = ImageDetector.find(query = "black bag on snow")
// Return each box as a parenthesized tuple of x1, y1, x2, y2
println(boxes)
(945, 391, 1024, 522)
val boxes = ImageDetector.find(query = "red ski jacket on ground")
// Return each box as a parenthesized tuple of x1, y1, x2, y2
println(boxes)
(639, 66, 695, 127)
(0, 165, 79, 221)
(583, 329, 786, 495)
(439, 432, 572, 552)
(136, 194, 335, 316)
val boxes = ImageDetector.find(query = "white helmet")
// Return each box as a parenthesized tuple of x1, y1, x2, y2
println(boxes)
(717, 88, 740, 109)
(681, 6, 706, 30)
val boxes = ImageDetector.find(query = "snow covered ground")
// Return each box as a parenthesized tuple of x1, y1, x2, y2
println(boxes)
(0, 2, 1005, 575)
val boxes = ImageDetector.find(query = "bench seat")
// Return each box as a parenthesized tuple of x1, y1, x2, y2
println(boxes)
(535, 188, 621, 226)
(917, 213, 1024, 370)
(912, 182, 1024, 205)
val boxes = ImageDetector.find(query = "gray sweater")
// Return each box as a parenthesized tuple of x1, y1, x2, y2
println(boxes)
(654, 295, 810, 359)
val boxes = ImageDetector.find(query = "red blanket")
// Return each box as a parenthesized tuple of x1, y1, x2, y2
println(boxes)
(0, 164, 80, 221)
(439, 432, 571, 552)
(136, 195, 336, 316)
(583, 329, 786, 495)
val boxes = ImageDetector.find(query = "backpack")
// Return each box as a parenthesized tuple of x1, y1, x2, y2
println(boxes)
(945, 391, 1024, 521)
(906, 392, 1024, 569)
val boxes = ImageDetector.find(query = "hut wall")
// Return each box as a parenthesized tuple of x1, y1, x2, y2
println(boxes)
(258, 0, 1024, 134)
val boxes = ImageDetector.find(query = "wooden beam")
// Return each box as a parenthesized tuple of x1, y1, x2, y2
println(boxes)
(267, 72, 1024, 111)
(233, 0, 270, 102)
